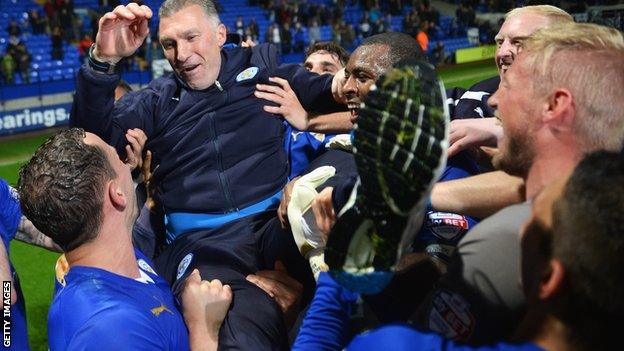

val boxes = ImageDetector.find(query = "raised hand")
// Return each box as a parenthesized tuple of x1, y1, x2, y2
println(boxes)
(94, 3, 153, 64)
(123, 128, 148, 171)
(448, 117, 502, 157)
(181, 269, 232, 348)
(255, 77, 310, 130)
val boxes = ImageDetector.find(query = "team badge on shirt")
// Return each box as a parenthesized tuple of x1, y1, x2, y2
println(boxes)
(176, 253, 194, 280)
(137, 259, 156, 275)
(8, 185, 19, 201)
(236, 67, 259, 82)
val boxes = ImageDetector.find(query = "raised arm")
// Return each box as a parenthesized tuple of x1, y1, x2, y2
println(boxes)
(71, 3, 157, 155)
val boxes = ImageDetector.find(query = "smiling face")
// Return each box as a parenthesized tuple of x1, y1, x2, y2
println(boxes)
(159, 4, 226, 90)
(343, 44, 390, 119)
(489, 55, 539, 177)
(494, 12, 550, 76)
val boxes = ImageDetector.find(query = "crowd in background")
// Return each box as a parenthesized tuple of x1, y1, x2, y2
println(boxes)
(0, 0, 618, 85)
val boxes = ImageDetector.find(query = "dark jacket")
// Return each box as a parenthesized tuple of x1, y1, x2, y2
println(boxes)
(71, 44, 341, 214)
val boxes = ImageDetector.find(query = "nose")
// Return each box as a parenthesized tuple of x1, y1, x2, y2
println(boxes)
(176, 41, 191, 63)
(343, 75, 357, 97)
(497, 39, 514, 61)
(489, 88, 500, 110)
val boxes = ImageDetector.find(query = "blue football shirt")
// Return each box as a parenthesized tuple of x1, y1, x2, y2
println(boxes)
(48, 250, 190, 351)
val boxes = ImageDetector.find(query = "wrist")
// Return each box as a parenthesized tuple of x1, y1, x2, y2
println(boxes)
(91, 45, 121, 65)
(88, 45, 119, 74)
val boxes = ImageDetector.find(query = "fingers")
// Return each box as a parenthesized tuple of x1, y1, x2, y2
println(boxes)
(311, 188, 336, 237)
(121, 3, 153, 20)
(99, 12, 118, 27)
(142, 150, 153, 179)
(277, 194, 288, 229)
(246, 274, 275, 298)
(447, 138, 464, 157)
(278, 178, 299, 228)
(124, 145, 136, 168)
(263, 105, 282, 115)
(182, 269, 201, 293)
(124, 128, 146, 169)
(113, 4, 137, 21)
(255, 270, 303, 293)
(190, 268, 201, 282)
(480, 146, 499, 157)
(127, 128, 148, 146)
(241, 38, 256, 47)
(255, 83, 286, 97)
(268, 77, 293, 93)
(331, 68, 347, 104)
(254, 90, 283, 104)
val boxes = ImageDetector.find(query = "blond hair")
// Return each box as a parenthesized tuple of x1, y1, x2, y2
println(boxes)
(522, 23, 624, 152)
(505, 5, 573, 25)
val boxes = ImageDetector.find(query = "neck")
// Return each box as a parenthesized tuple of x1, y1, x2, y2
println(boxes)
(515, 309, 572, 351)
(65, 222, 139, 279)
(525, 142, 581, 200)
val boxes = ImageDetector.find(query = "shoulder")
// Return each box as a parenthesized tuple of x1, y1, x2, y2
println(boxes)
(250, 43, 281, 71)
(49, 271, 166, 350)
(461, 202, 530, 241)
(50, 269, 138, 321)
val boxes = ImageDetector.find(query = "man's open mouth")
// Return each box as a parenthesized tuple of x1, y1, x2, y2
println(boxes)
(498, 58, 513, 74)
(181, 64, 200, 74)
(347, 102, 360, 121)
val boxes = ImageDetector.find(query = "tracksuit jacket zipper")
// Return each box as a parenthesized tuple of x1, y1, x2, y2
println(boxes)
(207, 84, 238, 213)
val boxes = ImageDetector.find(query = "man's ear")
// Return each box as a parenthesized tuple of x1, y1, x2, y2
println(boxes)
(107, 180, 127, 210)
(216, 23, 227, 47)
(542, 89, 575, 134)
(539, 259, 565, 300)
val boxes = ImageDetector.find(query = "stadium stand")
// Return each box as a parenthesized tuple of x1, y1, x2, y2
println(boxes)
(0, 0, 480, 87)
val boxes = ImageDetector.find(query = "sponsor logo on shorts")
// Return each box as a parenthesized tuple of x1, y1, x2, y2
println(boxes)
(176, 253, 194, 280)
(236, 67, 259, 82)
(428, 289, 475, 341)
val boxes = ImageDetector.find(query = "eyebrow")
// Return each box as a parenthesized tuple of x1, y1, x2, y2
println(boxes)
(495, 35, 530, 42)
(159, 29, 200, 42)
(351, 66, 374, 77)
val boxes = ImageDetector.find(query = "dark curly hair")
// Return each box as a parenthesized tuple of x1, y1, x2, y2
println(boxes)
(18, 128, 117, 251)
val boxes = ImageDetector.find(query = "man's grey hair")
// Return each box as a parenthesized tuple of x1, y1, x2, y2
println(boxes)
(159, 0, 221, 27)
